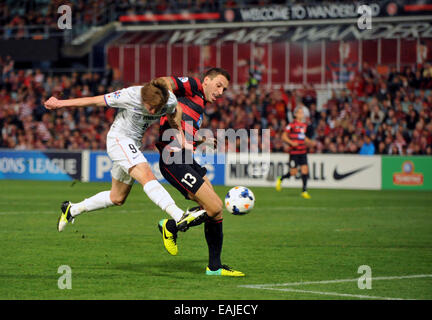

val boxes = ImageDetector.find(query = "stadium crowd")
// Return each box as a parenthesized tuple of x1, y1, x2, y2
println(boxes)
(0, 0, 279, 39)
(0, 55, 431, 155)
(1, 0, 352, 39)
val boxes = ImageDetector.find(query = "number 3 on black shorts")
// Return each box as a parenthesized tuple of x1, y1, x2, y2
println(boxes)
(181, 173, 196, 188)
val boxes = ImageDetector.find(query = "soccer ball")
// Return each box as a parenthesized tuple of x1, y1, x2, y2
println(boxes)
(224, 186, 255, 215)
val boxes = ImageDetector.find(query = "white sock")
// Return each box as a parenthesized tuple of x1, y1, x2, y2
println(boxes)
(143, 180, 184, 222)
(165, 204, 185, 223)
(70, 190, 114, 217)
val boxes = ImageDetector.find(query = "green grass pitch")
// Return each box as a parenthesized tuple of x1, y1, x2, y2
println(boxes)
(0, 180, 431, 300)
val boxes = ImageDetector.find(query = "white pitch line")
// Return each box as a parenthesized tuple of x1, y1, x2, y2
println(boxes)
(266, 206, 431, 211)
(250, 287, 405, 300)
(239, 274, 432, 300)
(240, 274, 432, 289)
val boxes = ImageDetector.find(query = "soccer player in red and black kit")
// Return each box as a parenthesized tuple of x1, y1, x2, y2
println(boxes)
(155, 68, 244, 277)
(276, 107, 315, 199)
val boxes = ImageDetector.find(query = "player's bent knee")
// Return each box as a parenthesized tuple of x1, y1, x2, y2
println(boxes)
(205, 201, 223, 218)
(210, 211, 223, 221)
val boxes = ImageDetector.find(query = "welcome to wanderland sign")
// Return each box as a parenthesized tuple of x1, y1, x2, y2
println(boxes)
(120, 1, 432, 24)
(231, 3, 382, 22)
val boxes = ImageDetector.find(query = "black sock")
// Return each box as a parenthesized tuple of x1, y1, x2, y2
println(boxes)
(204, 219, 223, 271)
(301, 174, 308, 192)
(165, 219, 178, 234)
(280, 171, 291, 181)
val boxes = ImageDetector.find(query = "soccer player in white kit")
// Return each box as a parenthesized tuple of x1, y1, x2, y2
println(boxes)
(44, 79, 204, 236)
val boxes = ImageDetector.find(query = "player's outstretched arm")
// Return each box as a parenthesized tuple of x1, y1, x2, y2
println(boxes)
(44, 95, 106, 110)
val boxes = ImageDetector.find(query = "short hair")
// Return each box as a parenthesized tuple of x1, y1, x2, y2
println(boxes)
(294, 106, 303, 117)
(141, 78, 169, 109)
(203, 67, 231, 82)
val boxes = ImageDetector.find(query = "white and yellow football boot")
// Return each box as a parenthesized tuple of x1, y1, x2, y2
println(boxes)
(57, 201, 75, 232)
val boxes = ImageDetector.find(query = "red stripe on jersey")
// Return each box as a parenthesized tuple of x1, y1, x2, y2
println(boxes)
(179, 102, 200, 121)
(290, 150, 307, 155)
(196, 77, 203, 93)
(160, 115, 167, 126)
(182, 78, 192, 96)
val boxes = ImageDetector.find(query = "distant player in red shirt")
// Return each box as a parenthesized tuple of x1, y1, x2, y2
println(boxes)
(276, 107, 315, 199)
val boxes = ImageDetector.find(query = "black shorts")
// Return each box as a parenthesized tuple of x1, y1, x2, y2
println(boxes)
(159, 150, 207, 199)
(289, 153, 308, 168)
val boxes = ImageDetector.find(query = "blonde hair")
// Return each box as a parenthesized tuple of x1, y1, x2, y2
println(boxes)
(140, 78, 169, 109)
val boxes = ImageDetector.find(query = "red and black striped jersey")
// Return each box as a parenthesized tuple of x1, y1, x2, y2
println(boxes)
(285, 120, 308, 155)
(157, 76, 206, 152)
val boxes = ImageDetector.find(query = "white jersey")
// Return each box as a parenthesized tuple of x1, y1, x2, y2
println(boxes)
(104, 86, 177, 144)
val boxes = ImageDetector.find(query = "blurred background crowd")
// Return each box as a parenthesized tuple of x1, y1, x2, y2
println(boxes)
(1, 55, 431, 155)
(0, 0, 295, 39)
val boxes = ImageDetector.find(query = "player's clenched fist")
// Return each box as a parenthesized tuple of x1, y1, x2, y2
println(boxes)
(44, 96, 63, 110)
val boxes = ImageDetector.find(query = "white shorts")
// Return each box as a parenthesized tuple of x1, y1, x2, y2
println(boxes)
(106, 135, 147, 185)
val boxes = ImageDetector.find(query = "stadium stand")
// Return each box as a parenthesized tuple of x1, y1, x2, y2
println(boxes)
(0, 0, 275, 40)
(1, 55, 431, 155)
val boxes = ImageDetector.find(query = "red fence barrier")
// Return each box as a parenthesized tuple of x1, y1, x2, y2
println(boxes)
(107, 37, 432, 87)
